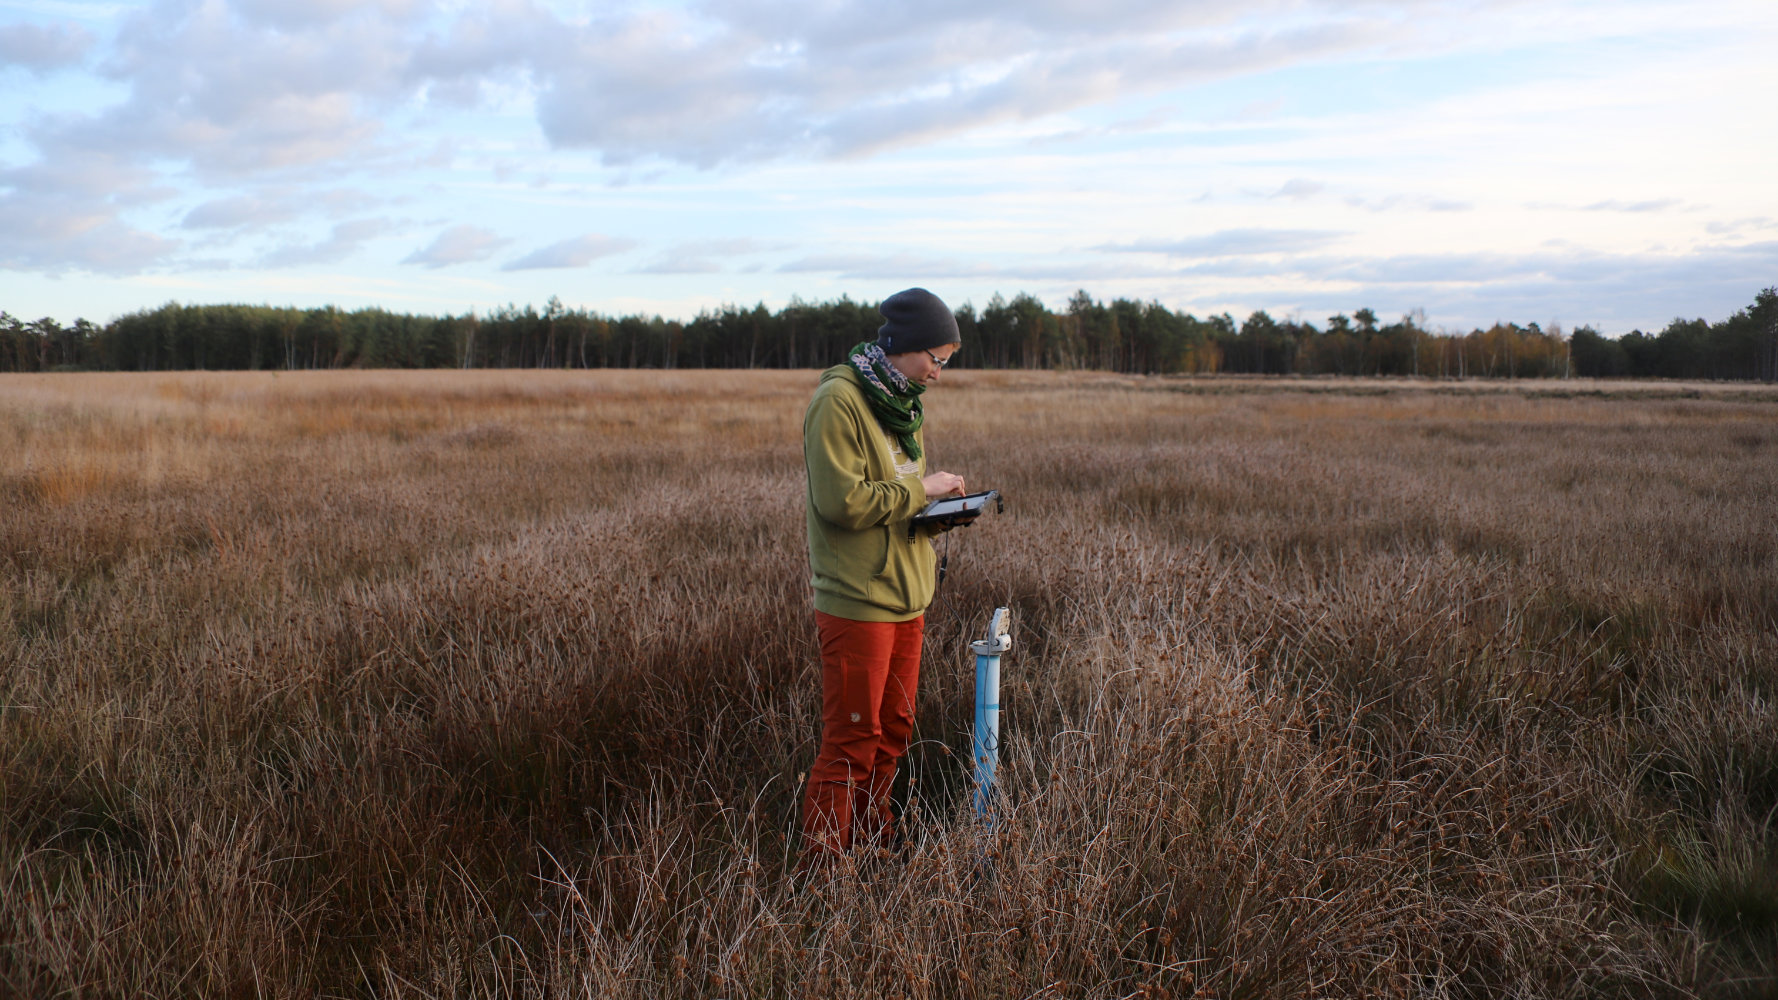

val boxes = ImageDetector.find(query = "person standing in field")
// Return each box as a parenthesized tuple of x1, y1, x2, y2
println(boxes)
(800, 287, 966, 862)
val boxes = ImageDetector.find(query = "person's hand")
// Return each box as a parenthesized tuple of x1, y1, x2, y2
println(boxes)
(934, 508, 982, 532)
(921, 471, 965, 498)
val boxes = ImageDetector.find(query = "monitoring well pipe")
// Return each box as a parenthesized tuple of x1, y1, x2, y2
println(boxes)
(970, 607, 1012, 825)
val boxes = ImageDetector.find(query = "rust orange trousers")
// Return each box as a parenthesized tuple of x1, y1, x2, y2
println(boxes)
(800, 611, 924, 858)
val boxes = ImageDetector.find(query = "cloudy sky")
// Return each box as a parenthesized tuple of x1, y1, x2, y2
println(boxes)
(2, 0, 1774, 333)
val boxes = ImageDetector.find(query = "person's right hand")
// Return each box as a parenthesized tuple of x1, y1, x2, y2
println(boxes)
(921, 471, 966, 498)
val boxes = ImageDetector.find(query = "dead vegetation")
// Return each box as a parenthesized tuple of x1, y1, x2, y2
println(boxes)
(2, 369, 1775, 998)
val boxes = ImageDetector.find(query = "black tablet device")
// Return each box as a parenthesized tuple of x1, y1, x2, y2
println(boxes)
(910, 489, 1002, 537)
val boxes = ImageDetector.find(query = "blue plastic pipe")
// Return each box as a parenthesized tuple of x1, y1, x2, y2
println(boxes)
(970, 607, 1011, 825)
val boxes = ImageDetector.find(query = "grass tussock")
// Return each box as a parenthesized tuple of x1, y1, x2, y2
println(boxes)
(3, 369, 1776, 998)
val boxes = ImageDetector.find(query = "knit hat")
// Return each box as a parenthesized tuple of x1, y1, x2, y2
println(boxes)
(876, 287, 960, 354)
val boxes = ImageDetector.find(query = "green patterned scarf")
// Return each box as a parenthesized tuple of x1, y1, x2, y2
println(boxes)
(846, 340, 925, 462)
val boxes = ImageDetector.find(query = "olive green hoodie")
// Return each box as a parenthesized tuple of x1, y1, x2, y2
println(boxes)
(804, 364, 938, 622)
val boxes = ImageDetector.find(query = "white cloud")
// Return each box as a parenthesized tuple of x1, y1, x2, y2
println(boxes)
(1130, 241, 1778, 331)
(0, 194, 176, 273)
(1100, 229, 1347, 257)
(779, 252, 986, 279)
(677, 238, 777, 257)
(261, 217, 395, 266)
(0, 0, 420, 274)
(0, 21, 92, 72)
(231, 0, 426, 31)
(1272, 178, 1324, 200)
(182, 195, 293, 229)
(632, 237, 777, 274)
(634, 254, 721, 275)
(502, 233, 637, 270)
(1705, 216, 1774, 236)
(1581, 198, 1682, 213)
(1, 0, 1774, 334)
(778, 251, 1160, 284)
(0, 147, 176, 272)
(401, 224, 508, 268)
(395, 0, 1398, 165)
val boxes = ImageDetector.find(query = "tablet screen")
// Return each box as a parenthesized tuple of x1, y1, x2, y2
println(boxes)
(918, 490, 996, 519)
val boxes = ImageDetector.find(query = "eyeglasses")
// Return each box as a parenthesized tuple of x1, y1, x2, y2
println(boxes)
(924, 349, 953, 369)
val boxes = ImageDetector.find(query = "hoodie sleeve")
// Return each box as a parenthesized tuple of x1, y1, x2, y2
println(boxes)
(804, 386, 926, 531)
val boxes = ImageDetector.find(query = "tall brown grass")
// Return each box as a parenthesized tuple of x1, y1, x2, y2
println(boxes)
(3, 370, 1775, 998)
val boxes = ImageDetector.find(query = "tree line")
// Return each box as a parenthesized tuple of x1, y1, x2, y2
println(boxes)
(4, 288, 1774, 380)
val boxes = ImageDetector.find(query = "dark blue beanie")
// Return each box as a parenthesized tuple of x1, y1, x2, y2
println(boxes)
(877, 287, 960, 354)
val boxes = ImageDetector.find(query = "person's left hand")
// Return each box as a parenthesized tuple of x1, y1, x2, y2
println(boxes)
(934, 509, 982, 532)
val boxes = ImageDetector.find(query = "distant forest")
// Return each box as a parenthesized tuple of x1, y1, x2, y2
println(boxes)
(4, 287, 1775, 380)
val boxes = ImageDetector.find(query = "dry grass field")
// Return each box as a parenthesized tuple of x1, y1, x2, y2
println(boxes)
(3, 369, 1775, 999)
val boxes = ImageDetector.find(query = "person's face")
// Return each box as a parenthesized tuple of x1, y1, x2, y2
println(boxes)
(890, 343, 959, 386)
